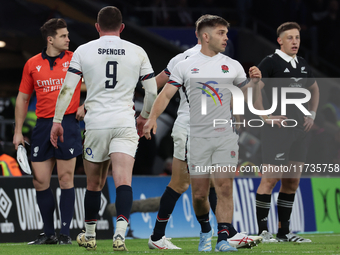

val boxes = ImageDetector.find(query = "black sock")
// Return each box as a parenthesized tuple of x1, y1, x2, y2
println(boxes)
(277, 192, 295, 236)
(84, 190, 101, 222)
(217, 223, 236, 242)
(36, 188, 55, 236)
(209, 187, 217, 215)
(196, 213, 211, 233)
(116, 185, 133, 223)
(256, 193, 271, 235)
(59, 187, 75, 236)
(151, 186, 181, 241)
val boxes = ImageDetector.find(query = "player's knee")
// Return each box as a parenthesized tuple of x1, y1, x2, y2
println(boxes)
(32, 178, 41, 188)
(58, 173, 74, 189)
(178, 182, 190, 194)
(192, 192, 208, 204)
(87, 178, 103, 191)
(282, 178, 299, 192)
(169, 181, 189, 194)
(58, 178, 74, 189)
(260, 178, 279, 192)
(32, 178, 48, 190)
(216, 183, 233, 198)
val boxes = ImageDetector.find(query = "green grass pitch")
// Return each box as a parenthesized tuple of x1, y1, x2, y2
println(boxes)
(0, 234, 339, 254)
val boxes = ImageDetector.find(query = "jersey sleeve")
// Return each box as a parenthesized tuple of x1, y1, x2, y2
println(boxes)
(19, 60, 34, 95)
(139, 49, 155, 80)
(258, 56, 273, 78)
(232, 60, 247, 88)
(53, 71, 82, 123)
(166, 53, 183, 76)
(68, 48, 83, 76)
(306, 63, 316, 88)
(168, 62, 184, 88)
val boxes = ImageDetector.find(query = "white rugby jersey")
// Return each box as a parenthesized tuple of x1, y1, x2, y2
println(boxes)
(68, 35, 154, 129)
(165, 44, 201, 128)
(169, 52, 247, 137)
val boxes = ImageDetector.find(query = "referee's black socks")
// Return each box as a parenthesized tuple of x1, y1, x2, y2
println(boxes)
(59, 187, 75, 236)
(36, 188, 56, 236)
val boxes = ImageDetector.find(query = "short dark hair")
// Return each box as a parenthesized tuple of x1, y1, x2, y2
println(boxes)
(277, 22, 301, 37)
(97, 6, 122, 31)
(196, 14, 230, 37)
(40, 18, 67, 41)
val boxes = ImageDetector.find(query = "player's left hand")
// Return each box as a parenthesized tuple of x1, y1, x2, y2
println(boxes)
(303, 116, 314, 132)
(136, 115, 148, 137)
(76, 104, 85, 121)
(249, 66, 261, 83)
(50, 122, 64, 148)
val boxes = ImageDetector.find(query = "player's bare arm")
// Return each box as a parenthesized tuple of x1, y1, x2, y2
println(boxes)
(136, 77, 158, 137)
(304, 81, 319, 132)
(13, 92, 31, 150)
(249, 66, 261, 84)
(156, 70, 169, 90)
(240, 66, 261, 100)
(76, 104, 85, 121)
(143, 83, 178, 140)
(251, 80, 287, 128)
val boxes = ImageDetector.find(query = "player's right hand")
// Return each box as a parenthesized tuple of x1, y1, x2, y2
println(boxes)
(143, 118, 157, 140)
(13, 133, 24, 150)
(264, 115, 287, 128)
(249, 66, 261, 84)
(50, 122, 64, 148)
(76, 104, 85, 121)
(136, 115, 148, 137)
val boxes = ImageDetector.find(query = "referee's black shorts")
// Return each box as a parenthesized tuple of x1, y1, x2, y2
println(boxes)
(31, 113, 82, 162)
(261, 124, 308, 165)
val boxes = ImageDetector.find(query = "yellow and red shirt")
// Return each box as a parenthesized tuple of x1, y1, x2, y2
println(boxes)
(19, 49, 81, 119)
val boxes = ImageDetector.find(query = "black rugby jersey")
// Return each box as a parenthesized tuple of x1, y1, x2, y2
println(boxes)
(258, 51, 315, 129)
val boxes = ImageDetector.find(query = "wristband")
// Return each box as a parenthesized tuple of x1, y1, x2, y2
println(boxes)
(308, 111, 316, 120)
(259, 115, 270, 121)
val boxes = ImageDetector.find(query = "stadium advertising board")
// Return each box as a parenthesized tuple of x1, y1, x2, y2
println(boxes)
(0, 176, 113, 243)
(106, 177, 316, 238)
(0, 176, 322, 242)
(311, 178, 340, 233)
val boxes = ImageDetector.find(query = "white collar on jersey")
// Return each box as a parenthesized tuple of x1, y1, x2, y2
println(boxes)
(198, 51, 221, 59)
(193, 44, 202, 50)
(275, 49, 299, 64)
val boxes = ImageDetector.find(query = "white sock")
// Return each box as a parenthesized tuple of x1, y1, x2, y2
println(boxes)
(85, 222, 96, 238)
(114, 220, 128, 240)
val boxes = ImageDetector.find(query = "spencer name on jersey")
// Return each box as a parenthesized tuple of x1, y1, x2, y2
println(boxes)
(68, 35, 154, 130)
(98, 48, 125, 55)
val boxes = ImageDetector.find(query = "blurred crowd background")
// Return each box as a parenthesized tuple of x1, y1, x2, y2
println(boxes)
(1, 0, 340, 176)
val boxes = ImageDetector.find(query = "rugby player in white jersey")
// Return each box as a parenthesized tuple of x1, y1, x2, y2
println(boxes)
(147, 43, 201, 250)
(149, 21, 253, 250)
(144, 14, 262, 252)
(50, 6, 157, 251)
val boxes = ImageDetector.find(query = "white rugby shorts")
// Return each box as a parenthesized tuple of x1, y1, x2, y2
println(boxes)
(188, 134, 239, 176)
(171, 124, 187, 161)
(83, 128, 139, 162)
